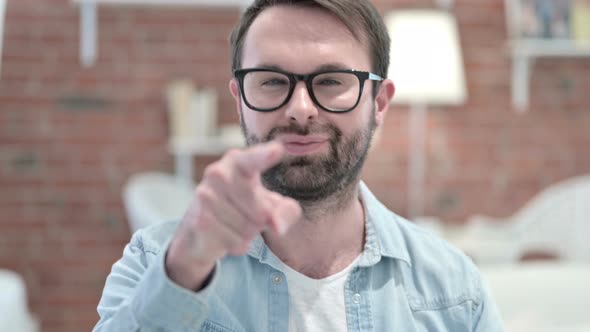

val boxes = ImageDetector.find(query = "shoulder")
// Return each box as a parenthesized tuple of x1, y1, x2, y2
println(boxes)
(388, 214, 484, 309)
(360, 182, 482, 308)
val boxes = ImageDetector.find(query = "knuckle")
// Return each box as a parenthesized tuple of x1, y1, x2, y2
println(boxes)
(224, 149, 249, 174)
(224, 148, 241, 161)
(203, 164, 229, 184)
(195, 186, 215, 205)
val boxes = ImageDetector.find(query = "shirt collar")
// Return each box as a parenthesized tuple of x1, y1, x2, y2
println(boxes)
(357, 181, 412, 267)
(247, 181, 412, 267)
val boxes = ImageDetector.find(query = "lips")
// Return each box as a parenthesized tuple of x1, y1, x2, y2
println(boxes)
(279, 135, 329, 156)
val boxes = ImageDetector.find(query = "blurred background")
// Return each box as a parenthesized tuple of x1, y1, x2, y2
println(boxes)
(0, 0, 589, 331)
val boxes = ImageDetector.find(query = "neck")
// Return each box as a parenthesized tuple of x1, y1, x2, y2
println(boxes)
(263, 181, 365, 279)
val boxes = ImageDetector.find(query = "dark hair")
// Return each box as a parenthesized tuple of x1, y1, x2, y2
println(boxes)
(229, 0, 390, 80)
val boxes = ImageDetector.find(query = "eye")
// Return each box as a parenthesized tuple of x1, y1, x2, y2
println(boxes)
(261, 77, 289, 86)
(315, 78, 342, 86)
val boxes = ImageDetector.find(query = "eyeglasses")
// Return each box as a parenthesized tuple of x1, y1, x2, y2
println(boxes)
(233, 68, 384, 113)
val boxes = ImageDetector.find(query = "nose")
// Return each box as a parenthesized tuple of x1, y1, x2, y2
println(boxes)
(284, 81, 319, 126)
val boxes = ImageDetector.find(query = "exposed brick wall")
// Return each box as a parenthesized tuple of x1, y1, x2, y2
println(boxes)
(367, 0, 590, 220)
(0, 0, 588, 331)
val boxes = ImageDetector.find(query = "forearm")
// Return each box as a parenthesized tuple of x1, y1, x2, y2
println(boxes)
(93, 231, 215, 331)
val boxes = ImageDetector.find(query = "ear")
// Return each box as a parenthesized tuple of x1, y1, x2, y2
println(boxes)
(374, 79, 395, 126)
(229, 78, 242, 119)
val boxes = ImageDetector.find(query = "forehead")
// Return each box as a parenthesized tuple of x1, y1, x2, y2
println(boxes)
(241, 5, 371, 73)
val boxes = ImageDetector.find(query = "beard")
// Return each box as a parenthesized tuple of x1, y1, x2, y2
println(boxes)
(240, 107, 377, 204)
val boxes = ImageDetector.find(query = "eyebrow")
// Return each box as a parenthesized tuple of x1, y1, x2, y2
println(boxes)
(256, 62, 351, 74)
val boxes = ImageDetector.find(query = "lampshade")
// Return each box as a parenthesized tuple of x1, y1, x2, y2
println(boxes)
(386, 10, 467, 105)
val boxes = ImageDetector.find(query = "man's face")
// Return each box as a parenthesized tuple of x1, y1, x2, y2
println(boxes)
(229, 5, 393, 201)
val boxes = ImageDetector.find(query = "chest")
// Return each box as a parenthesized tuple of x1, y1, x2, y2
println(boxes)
(200, 260, 475, 332)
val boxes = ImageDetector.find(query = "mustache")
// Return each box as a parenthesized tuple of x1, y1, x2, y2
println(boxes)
(265, 122, 342, 141)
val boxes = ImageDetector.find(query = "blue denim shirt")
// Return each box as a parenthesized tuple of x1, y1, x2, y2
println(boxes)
(94, 182, 504, 331)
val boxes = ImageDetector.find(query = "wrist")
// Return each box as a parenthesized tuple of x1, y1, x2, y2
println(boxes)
(165, 248, 216, 291)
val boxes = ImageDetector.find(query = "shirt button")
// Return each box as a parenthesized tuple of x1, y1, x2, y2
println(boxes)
(352, 293, 361, 304)
(273, 274, 283, 285)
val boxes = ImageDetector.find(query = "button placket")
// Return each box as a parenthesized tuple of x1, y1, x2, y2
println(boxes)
(352, 293, 362, 304)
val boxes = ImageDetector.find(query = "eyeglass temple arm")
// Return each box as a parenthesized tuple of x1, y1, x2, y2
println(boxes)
(369, 72, 384, 81)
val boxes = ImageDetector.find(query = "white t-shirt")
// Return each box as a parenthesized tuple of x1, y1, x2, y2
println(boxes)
(275, 256, 361, 332)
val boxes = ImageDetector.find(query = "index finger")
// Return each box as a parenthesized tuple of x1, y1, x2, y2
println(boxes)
(232, 141, 284, 177)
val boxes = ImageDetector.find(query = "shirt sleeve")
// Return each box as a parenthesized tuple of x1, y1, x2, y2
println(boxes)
(472, 274, 506, 332)
(92, 228, 218, 332)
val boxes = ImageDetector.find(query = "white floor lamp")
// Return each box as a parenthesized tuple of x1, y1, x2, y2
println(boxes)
(386, 5, 467, 219)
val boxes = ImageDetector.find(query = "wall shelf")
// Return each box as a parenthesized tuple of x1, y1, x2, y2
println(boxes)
(169, 135, 244, 184)
(169, 136, 243, 156)
(504, 0, 590, 112)
(511, 38, 590, 57)
(71, 0, 253, 67)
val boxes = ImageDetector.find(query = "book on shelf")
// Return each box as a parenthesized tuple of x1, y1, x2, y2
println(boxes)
(518, 0, 572, 39)
(572, 0, 590, 44)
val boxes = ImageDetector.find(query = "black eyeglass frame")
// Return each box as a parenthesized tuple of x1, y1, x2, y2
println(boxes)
(233, 68, 384, 113)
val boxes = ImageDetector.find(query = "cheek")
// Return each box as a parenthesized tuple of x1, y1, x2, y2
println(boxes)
(330, 106, 372, 136)
(241, 108, 280, 136)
